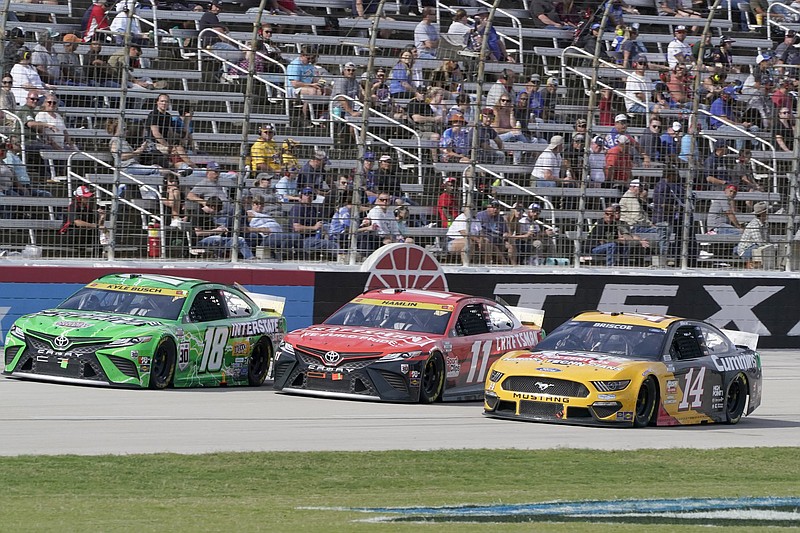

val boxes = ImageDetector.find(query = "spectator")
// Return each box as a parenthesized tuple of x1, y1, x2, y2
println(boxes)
(374, 154, 402, 201)
(246, 194, 298, 259)
(775, 30, 800, 66)
(624, 55, 652, 118)
(327, 190, 357, 249)
(393, 204, 414, 242)
(652, 166, 687, 257)
(740, 53, 774, 130)
(589, 204, 649, 266)
(368, 68, 394, 115)
(588, 135, 608, 186)
(660, 121, 682, 165)
(191, 196, 255, 260)
(352, 151, 378, 202)
(109, 0, 149, 45)
(430, 59, 464, 96)
(486, 70, 516, 108)
(10, 50, 52, 106)
(703, 139, 732, 190)
(332, 61, 364, 118)
(472, 107, 505, 164)
(415, 7, 440, 59)
(145, 94, 193, 169)
(286, 46, 322, 121)
(531, 135, 564, 187)
(604, 134, 633, 185)
(82, 0, 111, 43)
(604, 113, 633, 147)
(1, 74, 17, 129)
(31, 32, 60, 86)
(199, 0, 236, 50)
(275, 166, 299, 202)
(476, 198, 515, 265)
(731, 148, 762, 192)
(529, 0, 572, 28)
(473, 7, 510, 62)
(2, 135, 52, 198)
(58, 34, 87, 87)
(619, 178, 662, 250)
(598, 87, 620, 126)
(407, 87, 443, 160)
(562, 133, 585, 181)
(667, 26, 692, 70)
(735, 201, 770, 268)
(297, 150, 329, 199)
(249, 124, 282, 174)
(109, 44, 167, 91)
(2, 28, 26, 76)
(526, 74, 545, 122)
(185, 161, 231, 216)
(708, 184, 744, 235)
(447, 9, 473, 41)
(639, 117, 669, 167)
(712, 35, 738, 73)
(270, 0, 308, 15)
(492, 95, 528, 164)
(360, 191, 408, 251)
(249, 174, 278, 204)
(389, 50, 417, 100)
(59, 185, 106, 253)
(656, 0, 702, 32)
(439, 113, 471, 163)
(448, 92, 475, 125)
(513, 90, 531, 132)
(538, 77, 559, 123)
(288, 187, 340, 258)
(35, 97, 76, 151)
(446, 203, 486, 265)
(620, 26, 649, 69)
(514, 203, 556, 266)
(437, 177, 459, 227)
(83, 36, 117, 88)
(771, 79, 794, 116)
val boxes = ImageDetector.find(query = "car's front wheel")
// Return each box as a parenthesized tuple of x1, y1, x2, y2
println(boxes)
(725, 374, 747, 424)
(633, 377, 657, 428)
(419, 353, 444, 403)
(149, 339, 176, 390)
(248, 338, 273, 387)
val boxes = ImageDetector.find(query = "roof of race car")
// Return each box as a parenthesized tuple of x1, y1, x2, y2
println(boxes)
(87, 273, 211, 294)
(358, 288, 474, 307)
(571, 311, 684, 330)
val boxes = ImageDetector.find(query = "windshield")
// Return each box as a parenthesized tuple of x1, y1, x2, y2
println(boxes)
(58, 287, 186, 321)
(324, 302, 452, 335)
(536, 320, 666, 360)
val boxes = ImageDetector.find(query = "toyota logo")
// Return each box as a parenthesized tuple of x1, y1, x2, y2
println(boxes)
(53, 335, 70, 350)
(535, 381, 554, 392)
(323, 351, 341, 365)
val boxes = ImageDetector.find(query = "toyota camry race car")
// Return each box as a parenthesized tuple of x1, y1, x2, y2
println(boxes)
(3, 273, 286, 389)
(273, 288, 544, 402)
(484, 311, 762, 427)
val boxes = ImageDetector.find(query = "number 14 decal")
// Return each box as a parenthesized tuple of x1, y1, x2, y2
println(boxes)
(679, 366, 706, 410)
(467, 340, 494, 383)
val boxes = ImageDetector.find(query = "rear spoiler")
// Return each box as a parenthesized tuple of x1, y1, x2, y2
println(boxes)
(235, 283, 286, 314)
(507, 306, 545, 329)
(722, 329, 759, 351)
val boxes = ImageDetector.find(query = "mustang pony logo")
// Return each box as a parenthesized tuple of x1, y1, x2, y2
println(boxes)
(535, 381, 554, 391)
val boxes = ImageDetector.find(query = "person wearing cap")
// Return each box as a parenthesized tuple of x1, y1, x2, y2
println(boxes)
(707, 184, 744, 235)
(703, 139, 733, 190)
(562, 133, 586, 182)
(30, 32, 60, 87)
(447, 9, 473, 41)
(186, 161, 231, 219)
(529, 0, 572, 29)
(109, 1, 148, 46)
(581, 23, 609, 61)
(56, 34, 86, 87)
(373, 154, 401, 201)
(711, 36, 738, 73)
(59, 185, 107, 253)
(588, 135, 608, 186)
(2, 28, 27, 75)
(667, 25, 692, 70)
(620, 26, 649, 69)
(333, 61, 364, 119)
(275, 166, 299, 203)
(588, 204, 647, 266)
(472, 8, 510, 62)
(531, 135, 564, 187)
(619, 179, 660, 244)
(287, 46, 323, 121)
(446, 204, 486, 265)
(652, 166, 691, 258)
(709, 85, 757, 150)
(537, 77, 559, 123)
(435, 177, 459, 227)
(735, 201, 770, 267)
(624, 55, 653, 117)
(199, 0, 236, 50)
(774, 30, 800, 66)
(605, 134, 634, 185)
(476, 199, 515, 265)
(287, 186, 341, 258)
(191, 196, 256, 261)
(249, 124, 282, 174)
(297, 150, 329, 201)
(350, 151, 378, 202)
(414, 7, 440, 59)
(514, 203, 556, 265)
(771, 78, 794, 115)
(439, 113, 471, 163)
(82, 0, 110, 44)
(472, 107, 505, 164)
(604, 113, 632, 148)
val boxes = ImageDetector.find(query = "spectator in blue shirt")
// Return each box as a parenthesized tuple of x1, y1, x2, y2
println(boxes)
(439, 113, 471, 162)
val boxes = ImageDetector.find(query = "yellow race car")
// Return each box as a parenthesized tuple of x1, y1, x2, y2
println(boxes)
(484, 311, 762, 427)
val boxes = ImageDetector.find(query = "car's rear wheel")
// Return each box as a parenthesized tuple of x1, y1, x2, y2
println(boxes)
(248, 338, 273, 387)
(633, 377, 657, 428)
(149, 339, 176, 390)
(725, 374, 747, 425)
(419, 353, 444, 403)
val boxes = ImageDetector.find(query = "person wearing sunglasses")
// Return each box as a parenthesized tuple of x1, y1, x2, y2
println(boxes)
(332, 61, 364, 119)
(0, 76, 17, 122)
(35, 97, 77, 151)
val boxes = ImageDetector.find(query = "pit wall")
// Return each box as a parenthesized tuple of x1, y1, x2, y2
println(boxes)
(0, 266, 798, 349)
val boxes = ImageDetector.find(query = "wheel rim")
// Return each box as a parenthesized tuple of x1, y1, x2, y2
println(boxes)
(152, 346, 168, 381)
(250, 343, 268, 378)
(422, 357, 441, 397)
(635, 380, 654, 423)
(726, 377, 746, 420)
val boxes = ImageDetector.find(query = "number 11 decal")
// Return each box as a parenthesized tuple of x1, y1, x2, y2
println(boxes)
(467, 340, 493, 383)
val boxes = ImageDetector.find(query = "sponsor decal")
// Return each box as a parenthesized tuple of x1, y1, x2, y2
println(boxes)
(54, 321, 90, 329)
(138, 356, 151, 365)
(445, 355, 460, 378)
(38, 310, 160, 327)
(298, 326, 436, 348)
(711, 353, 758, 372)
(323, 351, 341, 365)
(308, 363, 355, 374)
(410, 370, 420, 378)
(352, 297, 454, 312)
(230, 318, 280, 338)
(494, 330, 540, 351)
(536, 367, 561, 373)
(666, 380, 678, 394)
(712, 385, 723, 398)
(512, 392, 569, 403)
(326, 497, 800, 526)
(514, 352, 623, 371)
(597, 394, 616, 400)
(400, 364, 409, 374)
(232, 341, 250, 356)
(178, 342, 191, 371)
(592, 323, 634, 330)
(615, 411, 633, 421)
(712, 401, 724, 410)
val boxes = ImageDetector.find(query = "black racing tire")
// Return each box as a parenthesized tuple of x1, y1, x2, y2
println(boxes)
(633, 377, 657, 428)
(725, 374, 748, 425)
(419, 352, 445, 404)
(248, 338, 273, 387)
(149, 339, 176, 390)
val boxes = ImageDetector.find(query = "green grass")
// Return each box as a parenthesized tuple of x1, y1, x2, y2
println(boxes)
(2, 448, 799, 532)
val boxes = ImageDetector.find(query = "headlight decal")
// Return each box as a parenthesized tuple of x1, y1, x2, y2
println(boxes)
(592, 380, 631, 392)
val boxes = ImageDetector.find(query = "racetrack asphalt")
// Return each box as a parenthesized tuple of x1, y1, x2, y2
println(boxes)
(1, 349, 797, 456)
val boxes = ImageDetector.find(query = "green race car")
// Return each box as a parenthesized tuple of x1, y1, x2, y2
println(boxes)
(3, 273, 286, 389)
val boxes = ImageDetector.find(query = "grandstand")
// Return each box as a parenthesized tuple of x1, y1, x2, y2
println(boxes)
(1, 0, 798, 270)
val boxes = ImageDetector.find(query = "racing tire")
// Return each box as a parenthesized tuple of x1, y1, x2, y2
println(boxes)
(248, 338, 273, 387)
(633, 377, 657, 428)
(149, 339, 176, 390)
(725, 374, 747, 425)
(419, 352, 445, 403)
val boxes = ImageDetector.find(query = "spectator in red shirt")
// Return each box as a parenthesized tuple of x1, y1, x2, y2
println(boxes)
(83, 0, 110, 43)
(605, 134, 634, 185)
(437, 177, 459, 227)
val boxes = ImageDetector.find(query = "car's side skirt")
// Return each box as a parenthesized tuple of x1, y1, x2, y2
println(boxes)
(279, 387, 382, 402)
(5, 372, 137, 388)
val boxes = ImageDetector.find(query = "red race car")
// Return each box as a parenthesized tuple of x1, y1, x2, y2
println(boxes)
(273, 288, 544, 403)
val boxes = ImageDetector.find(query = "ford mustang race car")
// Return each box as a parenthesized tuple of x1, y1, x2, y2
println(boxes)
(3, 273, 286, 389)
(484, 311, 762, 427)
(273, 288, 544, 402)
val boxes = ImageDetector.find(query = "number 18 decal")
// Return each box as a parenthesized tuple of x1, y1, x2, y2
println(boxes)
(467, 340, 493, 383)
(200, 326, 229, 373)
(679, 366, 706, 410)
